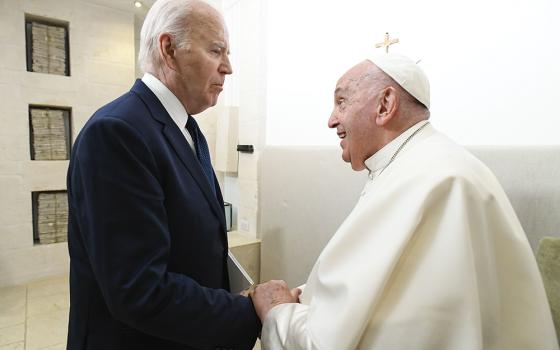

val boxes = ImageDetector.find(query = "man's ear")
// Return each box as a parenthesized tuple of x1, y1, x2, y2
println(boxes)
(158, 33, 178, 71)
(375, 86, 398, 126)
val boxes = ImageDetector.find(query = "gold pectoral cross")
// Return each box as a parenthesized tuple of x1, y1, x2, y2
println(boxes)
(375, 32, 399, 53)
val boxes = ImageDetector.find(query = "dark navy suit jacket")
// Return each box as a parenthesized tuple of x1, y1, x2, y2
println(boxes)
(66, 80, 260, 350)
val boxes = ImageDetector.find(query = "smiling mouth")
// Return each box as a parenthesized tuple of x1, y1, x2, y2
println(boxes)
(337, 132, 347, 139)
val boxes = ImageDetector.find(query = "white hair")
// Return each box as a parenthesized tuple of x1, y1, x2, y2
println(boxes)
(138, 0, 196, 73)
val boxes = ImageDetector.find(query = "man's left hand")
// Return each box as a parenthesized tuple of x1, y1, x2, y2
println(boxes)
(249, 280, 301, 321)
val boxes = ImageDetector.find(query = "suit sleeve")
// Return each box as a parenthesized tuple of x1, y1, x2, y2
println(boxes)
(69, 116, 260, 349)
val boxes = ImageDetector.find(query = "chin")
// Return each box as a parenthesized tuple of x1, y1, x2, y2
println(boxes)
(206, 98, 218, 109)
(211, 91, 221, 102)
(350, 164, 364, 171)
(196, 101, 216, 114)
(349, 160, 366, 171)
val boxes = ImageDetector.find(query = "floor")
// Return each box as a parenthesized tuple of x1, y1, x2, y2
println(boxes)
(0, 275, 261, 350)
(0, 275, 69, 350)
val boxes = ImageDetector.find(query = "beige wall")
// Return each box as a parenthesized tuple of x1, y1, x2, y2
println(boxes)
(219, 0, 267, 238)
(0, 0, 135, 287)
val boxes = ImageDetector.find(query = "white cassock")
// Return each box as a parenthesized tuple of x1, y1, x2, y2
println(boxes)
(261, 122, 558, 350)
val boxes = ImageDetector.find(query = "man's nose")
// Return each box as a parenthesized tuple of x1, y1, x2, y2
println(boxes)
(328, 112, 339, 129)
(220, 55, 233, 75)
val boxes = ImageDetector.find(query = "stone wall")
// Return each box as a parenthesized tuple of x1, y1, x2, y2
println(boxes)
(0, 0, 135, 287)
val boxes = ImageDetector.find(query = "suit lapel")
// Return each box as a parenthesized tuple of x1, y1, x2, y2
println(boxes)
(130, 80, 227, 231)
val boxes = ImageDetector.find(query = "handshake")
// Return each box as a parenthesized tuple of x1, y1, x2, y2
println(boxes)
(241, 281, 302, 322)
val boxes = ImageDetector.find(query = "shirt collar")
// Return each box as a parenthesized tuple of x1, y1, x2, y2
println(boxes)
(364, 120, 430, 176)
(141, 72, 190, 129)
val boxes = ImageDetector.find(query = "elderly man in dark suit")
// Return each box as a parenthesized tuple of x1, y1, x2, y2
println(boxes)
(66, 0, 260, 349)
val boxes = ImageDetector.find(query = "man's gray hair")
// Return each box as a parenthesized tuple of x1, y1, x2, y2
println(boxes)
(138, 0, 195, 73)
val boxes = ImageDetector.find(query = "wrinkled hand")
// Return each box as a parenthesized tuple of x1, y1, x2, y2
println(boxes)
(239, 285, 256, 297)
(249, 280, 301, 321)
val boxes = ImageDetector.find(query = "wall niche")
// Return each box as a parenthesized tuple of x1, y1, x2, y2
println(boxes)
(32, 191, 68, 245)
(29, 105, 72, 161)
(25, 15, 70, 76)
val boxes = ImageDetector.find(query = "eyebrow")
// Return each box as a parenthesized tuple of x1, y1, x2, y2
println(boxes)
(213, 41, 230, 54)
(334, 86, 346, 96)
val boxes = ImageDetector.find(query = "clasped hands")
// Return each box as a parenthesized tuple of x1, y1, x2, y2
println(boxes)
(241, 280, 301, 321)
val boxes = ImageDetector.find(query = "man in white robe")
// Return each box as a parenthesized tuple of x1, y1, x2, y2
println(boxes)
(250, 54, 559, 349)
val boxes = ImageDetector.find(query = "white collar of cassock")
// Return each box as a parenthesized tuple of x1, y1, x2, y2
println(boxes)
(364, 120, 430, 177)
(141, 73, 195, 151)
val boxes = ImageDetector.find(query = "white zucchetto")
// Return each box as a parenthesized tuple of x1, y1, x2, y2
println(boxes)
(369, 53, 430, 109)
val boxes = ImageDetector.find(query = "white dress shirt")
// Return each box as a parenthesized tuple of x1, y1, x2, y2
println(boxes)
(141, 73, 195, 152)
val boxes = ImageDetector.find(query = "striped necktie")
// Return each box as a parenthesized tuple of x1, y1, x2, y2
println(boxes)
(185, 116, 216, 196)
